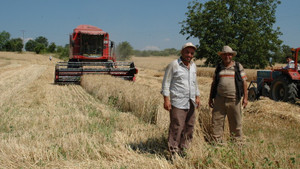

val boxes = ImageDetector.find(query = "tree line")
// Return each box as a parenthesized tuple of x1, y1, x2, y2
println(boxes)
(0, 30, 69, 60)
(0, 32, 178, 61)
(116, 41, 180, 60)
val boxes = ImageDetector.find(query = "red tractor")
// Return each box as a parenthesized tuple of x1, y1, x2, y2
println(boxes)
(54, 25, 138, 84)
(248, 47, 300, 103)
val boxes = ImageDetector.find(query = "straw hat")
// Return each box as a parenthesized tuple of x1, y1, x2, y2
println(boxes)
(181, 42, 197, 51)
(217, 45, 237, 56)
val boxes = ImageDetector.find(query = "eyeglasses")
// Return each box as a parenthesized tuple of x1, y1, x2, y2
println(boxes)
(222, 53, 233, 56)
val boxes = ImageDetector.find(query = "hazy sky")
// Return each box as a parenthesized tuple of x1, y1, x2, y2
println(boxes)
(1, 0, 299, 50)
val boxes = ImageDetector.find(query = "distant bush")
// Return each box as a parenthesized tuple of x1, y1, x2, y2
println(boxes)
(116, 41, 133, 60)
(4, 38, 23, 52)
(133, 48, 180, 57)
(56, 44, 69, 60)
(34, 43, 45, 54)
(0, 31, 10, 51)
(25, 40, 37, 51)
(47, 42, 56, 53)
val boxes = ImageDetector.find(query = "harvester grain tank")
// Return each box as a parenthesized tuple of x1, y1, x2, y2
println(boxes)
(54, 25, 138, 84)
(248, 47, 300, 102)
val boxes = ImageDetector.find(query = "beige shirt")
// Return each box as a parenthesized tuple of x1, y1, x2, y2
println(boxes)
(215, 62, 247, 99)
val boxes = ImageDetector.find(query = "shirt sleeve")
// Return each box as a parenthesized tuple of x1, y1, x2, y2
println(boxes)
(194, 64, 200, 96)
(161, 63, 173, 96)
(239, 63, 247, 81)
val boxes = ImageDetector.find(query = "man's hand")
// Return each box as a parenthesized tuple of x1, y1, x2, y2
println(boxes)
(196, 96, 201, 108)
(163, 96, 171, 111)
(242, 97, 248, 108)
(243, 81, 248, 108)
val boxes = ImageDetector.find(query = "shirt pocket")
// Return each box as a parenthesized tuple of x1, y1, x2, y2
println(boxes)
(173, 69, 185, 81)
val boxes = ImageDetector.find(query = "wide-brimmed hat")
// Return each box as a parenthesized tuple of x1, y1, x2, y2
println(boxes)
(217, 46, 237, 56)
(181, 42, 197, 51)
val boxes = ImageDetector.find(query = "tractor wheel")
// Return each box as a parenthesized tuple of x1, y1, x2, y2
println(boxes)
(248, 87, 259, 102)
(270, 76, 298, 102)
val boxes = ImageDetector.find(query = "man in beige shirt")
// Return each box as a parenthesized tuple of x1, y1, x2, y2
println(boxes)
(208, 46, 248, 143)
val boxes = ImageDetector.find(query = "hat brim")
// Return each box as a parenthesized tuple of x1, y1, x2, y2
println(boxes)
(218, 51, 237, 56)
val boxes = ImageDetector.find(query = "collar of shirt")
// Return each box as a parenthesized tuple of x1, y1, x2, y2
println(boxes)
(178, 57, 193, 68)
(220, 61, 235, 70)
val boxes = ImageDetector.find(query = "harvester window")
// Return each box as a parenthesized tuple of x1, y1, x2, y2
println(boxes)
(80, 34, 104, 56)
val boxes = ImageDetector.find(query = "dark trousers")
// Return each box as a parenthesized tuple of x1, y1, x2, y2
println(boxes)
(168, 101, 195, 153)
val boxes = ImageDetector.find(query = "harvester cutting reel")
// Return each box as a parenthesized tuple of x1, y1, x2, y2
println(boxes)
(54, 61, 138, 84)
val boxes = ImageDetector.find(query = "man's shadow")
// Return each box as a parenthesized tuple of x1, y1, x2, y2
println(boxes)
(127, 136, 168, 157)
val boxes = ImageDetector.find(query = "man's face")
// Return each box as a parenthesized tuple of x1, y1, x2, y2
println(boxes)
(181, 47, 195, 62)
(221, 53, 233, 65)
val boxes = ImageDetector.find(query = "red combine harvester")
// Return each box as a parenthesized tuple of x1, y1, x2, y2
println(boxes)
(54, 25, 138, 84)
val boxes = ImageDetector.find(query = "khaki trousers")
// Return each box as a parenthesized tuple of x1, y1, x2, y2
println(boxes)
(212, 95, 243, 142)
(168, 101, 195, 153)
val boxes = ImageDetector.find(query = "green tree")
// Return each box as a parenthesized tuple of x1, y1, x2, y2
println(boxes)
(25, 39, 37, 51)
(34, 43, 45, 54)
(35, 36, 48, 48)
(271, 44, 292, 63)
(47, 42, 56, 53)
(116, 41, 133, 60)
(180, 0, 282, 68)
(15, 40, 23, 52)
(56, 44, 69, 60)
(4, 38, 23, 52)
(0, 31, 10, 51)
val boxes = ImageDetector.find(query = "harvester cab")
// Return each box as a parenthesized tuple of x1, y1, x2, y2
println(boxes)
(54, 25, 138, 84)
(248, 47, 300, 103)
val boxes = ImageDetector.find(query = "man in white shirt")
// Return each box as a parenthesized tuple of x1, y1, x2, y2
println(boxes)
(161, 42, 200, 156)
(284, 56, 295, 69)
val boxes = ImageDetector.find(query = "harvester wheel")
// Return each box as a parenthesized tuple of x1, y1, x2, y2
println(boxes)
(248, 87, 259, 101)
(270, 76, 298, 102)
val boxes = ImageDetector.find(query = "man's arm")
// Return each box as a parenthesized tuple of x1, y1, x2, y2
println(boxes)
(161, 63, 173, 111)
(208, 78, 215, 108)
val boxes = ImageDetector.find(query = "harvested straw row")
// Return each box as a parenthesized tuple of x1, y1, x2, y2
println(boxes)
(81, 75, 161, 124)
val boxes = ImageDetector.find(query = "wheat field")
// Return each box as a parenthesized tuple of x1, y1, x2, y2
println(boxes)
(0, 52, 299, 168)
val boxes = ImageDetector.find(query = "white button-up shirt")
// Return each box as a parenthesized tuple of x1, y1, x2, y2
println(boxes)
(284, 60, 295, 69)
(161, 58, 200, 109)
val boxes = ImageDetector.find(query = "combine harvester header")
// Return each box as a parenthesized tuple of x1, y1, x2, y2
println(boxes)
(54, 25, 138, 84)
